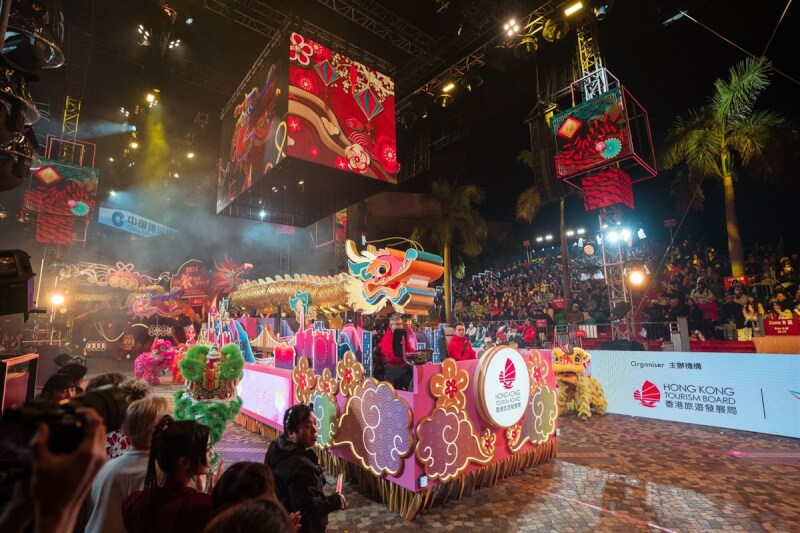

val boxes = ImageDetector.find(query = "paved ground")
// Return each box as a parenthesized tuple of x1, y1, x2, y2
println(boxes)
(84, 356, 800, 532)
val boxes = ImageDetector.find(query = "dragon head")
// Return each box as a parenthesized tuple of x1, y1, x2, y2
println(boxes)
(345, 240, 443, 315)
(551, 345, 591, 384)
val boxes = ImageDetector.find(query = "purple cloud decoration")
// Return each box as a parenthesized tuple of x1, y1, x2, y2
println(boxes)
(510, 385, 558, 452)
(334, 378, 413, 476)
(415, 406, 492, 482)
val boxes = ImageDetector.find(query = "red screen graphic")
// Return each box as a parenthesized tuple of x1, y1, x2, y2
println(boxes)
(286, 32, 398, 183)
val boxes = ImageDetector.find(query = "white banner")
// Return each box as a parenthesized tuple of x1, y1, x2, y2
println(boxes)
(589, 351, 800, 438)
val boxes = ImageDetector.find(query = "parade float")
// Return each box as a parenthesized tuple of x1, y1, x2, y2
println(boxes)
(228, 240, 560, 520)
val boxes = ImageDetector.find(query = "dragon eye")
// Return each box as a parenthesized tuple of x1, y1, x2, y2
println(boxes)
(376, 265, 387, 275)
(574, 355, 582, 363)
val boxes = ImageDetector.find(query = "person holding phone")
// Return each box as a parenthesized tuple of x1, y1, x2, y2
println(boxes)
(265, 405, 346, 533)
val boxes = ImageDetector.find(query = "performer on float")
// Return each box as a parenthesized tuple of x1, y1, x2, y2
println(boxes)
(379, 314, 416, 391)
(447, 322, 477, 361)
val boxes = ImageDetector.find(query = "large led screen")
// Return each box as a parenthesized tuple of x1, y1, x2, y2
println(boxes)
(550, 88, 631, 180)
(217, 57, 288, 213)
(286, 32, 398, 183)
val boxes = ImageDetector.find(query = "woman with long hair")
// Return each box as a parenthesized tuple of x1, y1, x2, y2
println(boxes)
(122, 416, 212, 533)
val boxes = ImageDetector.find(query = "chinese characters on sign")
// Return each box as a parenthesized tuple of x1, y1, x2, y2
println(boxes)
(763, 318, 800, 336)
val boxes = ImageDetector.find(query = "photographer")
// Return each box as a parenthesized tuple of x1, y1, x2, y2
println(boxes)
(0, 408, 108, 533)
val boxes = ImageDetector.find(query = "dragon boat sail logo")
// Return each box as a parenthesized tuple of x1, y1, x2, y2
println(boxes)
(634, 380, 661, 408)
(498, 358, 516, 390)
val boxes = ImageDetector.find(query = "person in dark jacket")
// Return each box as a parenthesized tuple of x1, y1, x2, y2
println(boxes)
(265, 404, 346, 533)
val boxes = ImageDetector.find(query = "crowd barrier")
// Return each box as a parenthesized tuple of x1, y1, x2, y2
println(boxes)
(589, 350, 800, 438)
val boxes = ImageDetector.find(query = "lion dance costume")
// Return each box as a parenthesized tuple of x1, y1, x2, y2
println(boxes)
(552, 346, 607, 420)
(133, 339, 176, 385)
(174, 343, 244, 484)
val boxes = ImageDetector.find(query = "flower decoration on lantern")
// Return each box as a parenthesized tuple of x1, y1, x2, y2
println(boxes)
(597, 137, 622, 159)
(429, 358, 470, 411)
(292, 356, 317, 404)
(289, 32, 313, 66)
(316, 367, 339, 398)
(335, 350, 364, 397)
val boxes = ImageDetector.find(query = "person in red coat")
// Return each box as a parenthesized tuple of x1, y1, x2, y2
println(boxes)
(520, 319, 537, 347)
(380, 314, 416, 390)
(447, 323, 477, 361)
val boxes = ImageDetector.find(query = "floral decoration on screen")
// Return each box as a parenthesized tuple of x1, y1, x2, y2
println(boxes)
(287, 32, 398, 183)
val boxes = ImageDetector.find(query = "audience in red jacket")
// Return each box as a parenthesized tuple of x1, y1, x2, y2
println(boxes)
(447, 322, 476, 361)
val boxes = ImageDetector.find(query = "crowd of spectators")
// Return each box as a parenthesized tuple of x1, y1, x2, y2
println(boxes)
(643, 241, 799, 339)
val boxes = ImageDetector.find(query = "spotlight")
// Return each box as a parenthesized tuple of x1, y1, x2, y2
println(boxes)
(259, 210, 267, 219)
(577, 228, 585, 234)
(185, 17, 194, 25)
(130, 141, 139, 149)
(513, 34, 538, 59)
(110, 190, 117, 196)
(409, 92, 432, 119)
(638, 228, 647, 239)
(298, 180, 304, 185)
(542, 18, 570, 42)
(173, 172, 180, 178)
(620, 228, 631, 241)
(146, 93, 155, 103)
(535, 236, 543, 242)
(461, 68, 484, 92)
(434, 91, 454, 108)
(545, 234, 553, 240)
(503, 19, 520, 34)
(566, 230, 575, 237)
(628, 271, 644, 285)
(607, 230, 618, 242)
(108, 157, 114, 162)
(51, 294, 64, 306)
(186, 152, 195, 159)
(564, 2, 584, 16)
(441, 82, 456, 93)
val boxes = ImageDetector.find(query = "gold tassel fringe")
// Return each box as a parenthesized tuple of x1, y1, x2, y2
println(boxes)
(236, 412, 556, 521)
(234, 413, 281, 442)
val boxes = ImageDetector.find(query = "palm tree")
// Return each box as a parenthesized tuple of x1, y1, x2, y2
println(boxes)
(661, 57, 787, 276)
(412, 179, 488, 324)
(517, 150, 574, 309)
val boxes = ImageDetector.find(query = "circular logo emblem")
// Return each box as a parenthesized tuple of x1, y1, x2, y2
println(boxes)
(474, 346, 531, 428)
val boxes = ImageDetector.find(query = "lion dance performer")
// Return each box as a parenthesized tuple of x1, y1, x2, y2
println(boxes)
(551, 345, 607, 420)
(133, 339, 176, 385)
(174, 343, 244, 486)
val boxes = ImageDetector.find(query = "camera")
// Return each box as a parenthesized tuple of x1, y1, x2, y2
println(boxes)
(0, 385, 127, 486)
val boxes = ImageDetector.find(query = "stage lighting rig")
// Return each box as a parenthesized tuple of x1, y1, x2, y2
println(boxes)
(0, 0, 64, 192)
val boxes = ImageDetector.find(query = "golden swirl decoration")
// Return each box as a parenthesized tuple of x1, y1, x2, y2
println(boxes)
(527, 350, 551, 394)
(292, 356, 317, 405)
(316, 367, 339, 398)
(429, 358, 470, 411)
(274, 119, 288, 163)
(335, 351, 365, 397)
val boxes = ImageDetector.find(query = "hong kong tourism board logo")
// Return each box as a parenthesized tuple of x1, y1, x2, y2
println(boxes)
(498, 357, 516, 389)
(633, 380, 661, 408)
